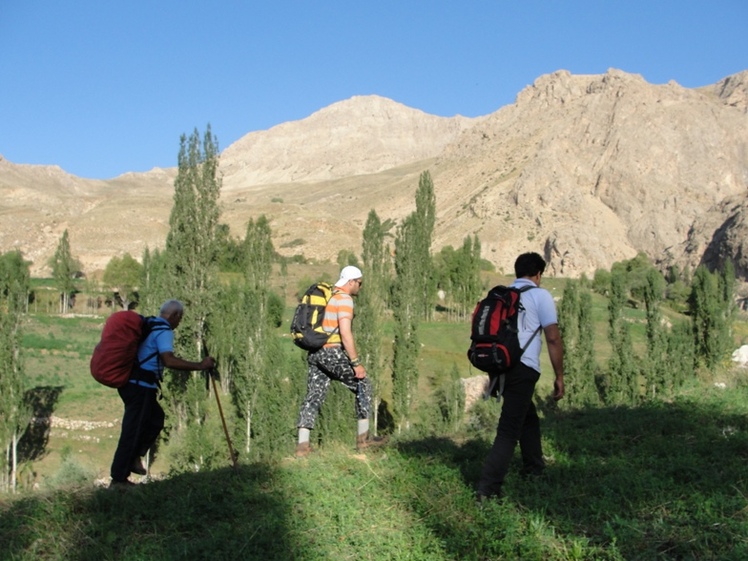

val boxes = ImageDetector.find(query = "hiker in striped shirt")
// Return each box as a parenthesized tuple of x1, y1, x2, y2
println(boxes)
(296, 266, 380, 455)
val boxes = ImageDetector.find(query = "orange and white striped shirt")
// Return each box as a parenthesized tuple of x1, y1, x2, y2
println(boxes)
(322, 291, 354, 347)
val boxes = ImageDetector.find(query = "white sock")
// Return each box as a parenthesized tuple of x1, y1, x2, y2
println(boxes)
(298, 427, 310, 444)
(357, 419, 369, 436)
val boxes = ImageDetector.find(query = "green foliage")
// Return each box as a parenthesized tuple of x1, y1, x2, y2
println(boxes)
(47, 230, 80, 313)
(6, 387, 747, 560)
(358, 210, 390, 434)
(433, 235, 482, 322)
(215, 223, 246, 273)
(689, 265, 733, 369)
(429, 364, 465, 433)
(0, 250, 31, 492)
(605, 269, 640, 405)
(154, 125, 223, 463)
(559, 280, 600, 408)
(43, 446, 96, 489)
(102, 253, 143, 309)
(592, 268, 611, 296)
(413, 171, 437, 320)
(266, 290, 285, 328)
(335, 249, 359, 269)
(392, 213, 421, 432)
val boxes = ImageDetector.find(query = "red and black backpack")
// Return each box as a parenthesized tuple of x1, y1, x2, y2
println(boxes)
(467, 285, 540, 374)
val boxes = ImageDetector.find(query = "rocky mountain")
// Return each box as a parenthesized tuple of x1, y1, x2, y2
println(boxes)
(1, 69, 746, 288)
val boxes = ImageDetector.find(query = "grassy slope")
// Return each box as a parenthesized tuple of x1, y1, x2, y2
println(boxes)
(4, 272, 748, 559)
(1, 384, 747, 560)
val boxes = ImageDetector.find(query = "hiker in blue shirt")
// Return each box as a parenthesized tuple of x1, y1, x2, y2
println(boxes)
(109, 299, 215, 488)
(476, 252, 565, 502)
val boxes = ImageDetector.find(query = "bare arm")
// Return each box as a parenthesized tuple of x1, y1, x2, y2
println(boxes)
(543, 323, 565, 401)
(338, 316, 366, 379)
(160, 352, 215, 372)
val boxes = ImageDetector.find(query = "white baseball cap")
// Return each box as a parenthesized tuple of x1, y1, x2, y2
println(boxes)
(334, 265, 363, 287)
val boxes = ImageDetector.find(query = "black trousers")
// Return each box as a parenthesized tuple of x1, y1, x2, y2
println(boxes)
(477, 362, 544, 497)
(110, 382, 164, 481)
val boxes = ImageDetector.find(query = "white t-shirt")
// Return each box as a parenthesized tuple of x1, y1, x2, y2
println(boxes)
(512, 278, 558, 373)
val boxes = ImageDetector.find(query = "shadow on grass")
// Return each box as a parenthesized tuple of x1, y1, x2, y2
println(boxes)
(18, 385, 64, 462)
(0, 464, 296, 561)
(394, 397, 748, 560)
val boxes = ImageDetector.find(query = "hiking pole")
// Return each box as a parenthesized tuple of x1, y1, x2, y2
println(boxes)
(209, 367, 239, 471)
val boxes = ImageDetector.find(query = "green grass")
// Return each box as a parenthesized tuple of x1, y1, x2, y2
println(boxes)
(4, 276, 748, 559)
(2, 385, 747, 560)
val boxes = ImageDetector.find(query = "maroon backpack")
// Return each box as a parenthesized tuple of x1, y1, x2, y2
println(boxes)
(90, 311, 168, 388)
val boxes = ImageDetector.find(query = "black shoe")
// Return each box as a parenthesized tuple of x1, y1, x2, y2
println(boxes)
(109, 479, 137, 491)
(131, 457, 147, 476)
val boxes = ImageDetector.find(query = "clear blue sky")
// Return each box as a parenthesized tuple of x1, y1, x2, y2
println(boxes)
(1, 1, 746, 179)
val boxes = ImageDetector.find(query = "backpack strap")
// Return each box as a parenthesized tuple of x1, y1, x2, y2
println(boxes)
(130, 321, 172, 386)
(324, 289, 343, 339)
(515, 284, 541, 351)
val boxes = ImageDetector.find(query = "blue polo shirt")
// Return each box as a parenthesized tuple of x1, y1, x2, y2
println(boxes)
(132, 317, 173, 388)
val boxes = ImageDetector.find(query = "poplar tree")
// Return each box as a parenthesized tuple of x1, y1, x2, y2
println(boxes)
(435, 235, 483, 322)
(414, 171, 436, 320)
(559, 280, 580, 405)
(48, 229, 79, 313)
(160, 125, 222, 468)
(577, 288, 599, 404)
(606, 268, 639, 405)
(0, 251, 30, 492)
(139, 247, 170, 315)
(391, 214, 420, 432)
(643, 268, 668, 398)
(358, 210, 390, 433)
(233, 216, 274, 453)
(689, 264, 733, 369)
(559, 280, 598, 407)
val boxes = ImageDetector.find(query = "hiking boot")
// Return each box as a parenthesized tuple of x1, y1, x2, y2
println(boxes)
(131, 457, 147, 476)
(295, 441, 313, 458)
(356, 431, 387, 451)
(109, 479, 137, 491)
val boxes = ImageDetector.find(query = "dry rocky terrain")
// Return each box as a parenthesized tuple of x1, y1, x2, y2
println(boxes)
(1, 68, 746, 289)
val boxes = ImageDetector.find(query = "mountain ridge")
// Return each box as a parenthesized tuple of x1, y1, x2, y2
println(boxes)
(1, 69, 746, 288)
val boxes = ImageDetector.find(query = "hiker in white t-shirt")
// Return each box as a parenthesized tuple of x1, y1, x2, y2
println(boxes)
(476, 252, 565, 501)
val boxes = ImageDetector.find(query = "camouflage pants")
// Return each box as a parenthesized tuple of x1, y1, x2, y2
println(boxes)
(297, 346, 373, 429)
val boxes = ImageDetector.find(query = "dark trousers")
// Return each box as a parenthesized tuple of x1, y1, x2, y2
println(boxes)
(477, 362, 544, 497)
(110, 382, 164, 481)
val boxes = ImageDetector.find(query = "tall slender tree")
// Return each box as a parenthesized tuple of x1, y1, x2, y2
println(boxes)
(391, 214, 420, 432)
(233, 216, 275, 453)
(414, 171, 437, 320)
(48, 229, 79, 313)
(607, 268, 639, 405)
(0, 251, 30, 492)
(643, 268, 668, 398)
(358, 210, 390, 433)
(689, 265, 733, 369)
(160, 125, 222, 468)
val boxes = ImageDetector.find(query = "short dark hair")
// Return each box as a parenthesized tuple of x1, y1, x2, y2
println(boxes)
(514, 252, 546, 278)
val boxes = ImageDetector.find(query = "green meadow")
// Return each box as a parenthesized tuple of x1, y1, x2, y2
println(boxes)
(1, 273, 747, 560)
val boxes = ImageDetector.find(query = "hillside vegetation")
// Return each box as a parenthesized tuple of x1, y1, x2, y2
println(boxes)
(2, 266, 747, 560)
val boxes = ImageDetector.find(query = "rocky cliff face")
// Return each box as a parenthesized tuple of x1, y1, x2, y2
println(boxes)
(430, 69, 748, 278)
(0, 69, 746, 288)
